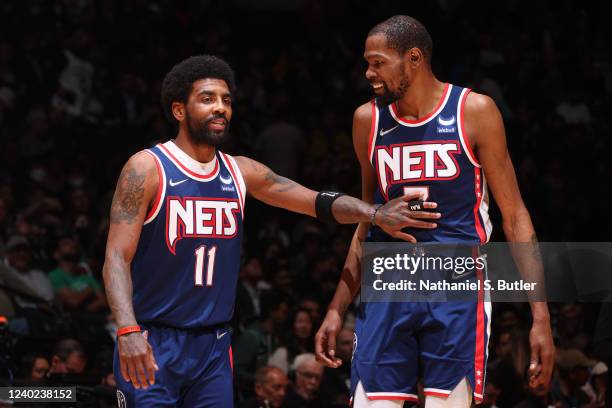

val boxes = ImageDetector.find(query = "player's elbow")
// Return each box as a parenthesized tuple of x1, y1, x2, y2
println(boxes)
(501, 204, 534, 241)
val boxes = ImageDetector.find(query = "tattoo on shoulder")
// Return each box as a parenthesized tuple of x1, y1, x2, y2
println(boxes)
(110, 165, 146, 224)
(264, 171, 297, 193)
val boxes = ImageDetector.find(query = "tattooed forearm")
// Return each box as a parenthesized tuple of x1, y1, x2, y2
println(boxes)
(103, 248, 137, 327)
(110, 166, 146, 224)
(264, 171, 298, 193)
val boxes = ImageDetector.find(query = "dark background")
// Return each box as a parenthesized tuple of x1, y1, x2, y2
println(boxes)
(0, 1, 610, 407)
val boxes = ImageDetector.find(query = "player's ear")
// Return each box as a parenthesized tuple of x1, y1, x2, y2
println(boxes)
(171, 102, 186, 122)
(406, 47, 423, 68)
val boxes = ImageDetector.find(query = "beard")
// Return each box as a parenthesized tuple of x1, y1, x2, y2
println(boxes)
(375, 64, 410, 106)
(376, 78, 410, 106)
(185, 111, 230, 146)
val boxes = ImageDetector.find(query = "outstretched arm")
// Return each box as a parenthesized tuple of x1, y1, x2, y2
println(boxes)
(233, 155, 434, 238)
(102, 151, 159, 389)
(466, 91, 555, 390)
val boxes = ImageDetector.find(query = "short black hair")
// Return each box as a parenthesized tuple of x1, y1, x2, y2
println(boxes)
(161, 55, 236, 124)
(368, 15, 433, 62)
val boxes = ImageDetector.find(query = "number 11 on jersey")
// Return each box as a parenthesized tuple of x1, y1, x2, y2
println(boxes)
(194, 245, 217, 286)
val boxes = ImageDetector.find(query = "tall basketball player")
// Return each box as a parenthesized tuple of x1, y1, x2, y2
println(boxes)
(102, 55, 432, 407)
(315, 16, 555, 407)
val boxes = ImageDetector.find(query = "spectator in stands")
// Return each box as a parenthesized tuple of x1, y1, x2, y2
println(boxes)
(514, 379, 554, 408)
(269, 308, 314, 373)
(285, 353, 327, 408)
(47, 338, 87, 375)
(582, 362, 607, 406)
(18, 352, 50, 381)
(298, 296, 322, 327)
(235, 291, 290, 397)
(1, 235, 54, 308)
(48, 235, 106, 311)
(556, 304, 590, 351)
(239, 365, 289, 408)
(551, 349, 598, 407)
(236, 256, 269, 325)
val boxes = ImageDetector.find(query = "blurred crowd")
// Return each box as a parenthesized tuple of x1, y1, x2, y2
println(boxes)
(1, 0, 611, 407)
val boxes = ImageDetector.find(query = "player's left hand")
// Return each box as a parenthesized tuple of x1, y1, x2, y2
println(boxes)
(374, 193, 440, 242)
(528, 318, 555, 391)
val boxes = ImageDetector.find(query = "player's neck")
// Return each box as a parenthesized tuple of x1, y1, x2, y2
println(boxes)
(394, 75, 445, 121)
(173, 132, 216, 163)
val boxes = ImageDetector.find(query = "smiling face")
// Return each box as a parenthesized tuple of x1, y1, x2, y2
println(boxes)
(364, 34, 413, 105)
(175, 78, 233, 146)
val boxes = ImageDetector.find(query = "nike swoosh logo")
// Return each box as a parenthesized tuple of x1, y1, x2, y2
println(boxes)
(217, 330, 228, 340)
(169, 178, 188, 187)
(379, 125, 399, 137)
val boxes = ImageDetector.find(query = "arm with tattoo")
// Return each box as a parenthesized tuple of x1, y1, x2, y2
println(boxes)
(102, 151, 159, 389)
(103, 152, 157, 327)
(234, 156, 437, 236)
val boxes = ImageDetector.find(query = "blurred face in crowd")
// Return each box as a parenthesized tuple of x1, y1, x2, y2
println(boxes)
(70, 188, 90, 213)
(293, 310, 313, 341)
(181, 78, 232, 146)
(274, 269, 293, 294)
(495, 332, 512, 361)
(272, 301, 290, 327)
(295, 359, 324, 400)
(30, 357, 49, 380)
(299, 299, 320, 324)
(50, 352, 86, 374)
(255, 368, 288, 408)
(364, 34, 412, 106)
(559, 304, 582, 336)
(55, 237, 81, 264)
(336, 329, 354, 362)
(7, 244, 32, 272)
(241, 257, 263, 283)
(0, 197, 6, 222)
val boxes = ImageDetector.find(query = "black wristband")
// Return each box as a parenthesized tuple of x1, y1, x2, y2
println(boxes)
(315, 191, 346, 223)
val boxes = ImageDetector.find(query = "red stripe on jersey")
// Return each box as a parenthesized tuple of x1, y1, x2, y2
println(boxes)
(474, 262, 486, 398)
(369, 395, 419, 402)
(473, 167, 486, 243)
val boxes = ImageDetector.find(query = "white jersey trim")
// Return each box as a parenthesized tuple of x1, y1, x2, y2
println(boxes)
(143, 150, 166, 226)
(219, 153, 246, 219)
(158, 140, 220, 182)
(480, 174, 493, 241)
(457, 88, 481, 168)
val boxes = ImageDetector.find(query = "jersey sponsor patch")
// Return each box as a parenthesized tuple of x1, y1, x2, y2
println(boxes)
(165, 196, 240, 254)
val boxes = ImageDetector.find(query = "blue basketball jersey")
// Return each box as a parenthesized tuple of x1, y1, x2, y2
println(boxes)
(368, 83, 492, 243)
(130, 140, 245, 329)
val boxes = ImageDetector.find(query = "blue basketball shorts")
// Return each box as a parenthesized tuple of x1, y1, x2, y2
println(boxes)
(114, 324, 233, 407)
(350, 298, 491, 405)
